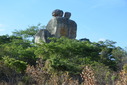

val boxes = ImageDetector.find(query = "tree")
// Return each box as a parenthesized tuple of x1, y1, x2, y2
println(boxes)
(35, 37, 102, 73)
(0, 35, 37, 65)
(112, 47, 127, 70)
(12, 24, 45, 41)
(0, 35, 22, 44)
(97, 40, 127, 71)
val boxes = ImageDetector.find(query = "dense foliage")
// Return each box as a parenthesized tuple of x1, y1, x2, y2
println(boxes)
(0, 25, 127, 84)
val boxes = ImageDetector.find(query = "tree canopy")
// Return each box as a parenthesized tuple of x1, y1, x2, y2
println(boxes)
(0, 25, 127, 84)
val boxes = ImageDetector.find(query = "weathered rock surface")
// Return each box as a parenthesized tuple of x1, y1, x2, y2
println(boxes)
(46, 17, 69, 38)
(64, 12, 71, 19)
(52, 9, 63, 17)
(34, 9, 77, 43)
(34, 29, 51, 43)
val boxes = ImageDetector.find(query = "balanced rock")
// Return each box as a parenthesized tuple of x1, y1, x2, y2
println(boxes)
(64, 12, 71, 19)
(52, 9, 63, 17)
(46, 10, 77, 39)
(34, 9, 77, 43)
(46, 16, 69, 38)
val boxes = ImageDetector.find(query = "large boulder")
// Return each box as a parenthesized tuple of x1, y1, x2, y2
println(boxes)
(46, 10, 77, 39)
(34, 9, 77, 43)
(52, 9, 63, 17)
(34, 29, 51, 43)
(64, 12, 71, 19)
(46, 17, 69, 38)
(68, 19, 77, 39)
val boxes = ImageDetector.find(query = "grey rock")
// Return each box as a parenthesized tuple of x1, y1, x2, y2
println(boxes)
(46, 17, 77, 39)
(64, 12, 71, 19)
(46, 17, 69, 38)
(52, 9, 63, 17)
(34, 29, 52, 43)
(34, 9, 77, 43)
(47, 10, 77, 39)
(68, 20, 77, 39)
(79, 38, 90, 42)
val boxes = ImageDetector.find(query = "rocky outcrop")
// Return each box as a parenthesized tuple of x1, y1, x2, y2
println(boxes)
(34, 9, 77, 43)
(34, 29, 51, 43)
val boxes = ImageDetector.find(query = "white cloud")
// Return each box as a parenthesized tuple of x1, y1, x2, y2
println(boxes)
(98, 38, 106, 41)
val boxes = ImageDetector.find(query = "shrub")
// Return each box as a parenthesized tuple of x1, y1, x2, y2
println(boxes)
(35, 37, 100, 74)
(0, 61, 22, 84)
(2, 56, 27, 73)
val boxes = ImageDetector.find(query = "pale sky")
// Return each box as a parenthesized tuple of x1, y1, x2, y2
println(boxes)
(0, 0, 127, 48)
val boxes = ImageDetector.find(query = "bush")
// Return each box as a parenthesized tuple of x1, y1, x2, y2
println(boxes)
(91, 62, 117, 85)
(2, 56, 27, 73)
(35, 37, 100, 74)
(0, 61, 22, 84)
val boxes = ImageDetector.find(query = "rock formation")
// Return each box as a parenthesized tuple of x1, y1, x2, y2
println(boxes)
(34, 9, 77, 43)
(34, 29, 52, 43)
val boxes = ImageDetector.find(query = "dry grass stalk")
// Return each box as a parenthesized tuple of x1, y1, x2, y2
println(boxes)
(26, 59, 80, 85)
(115, 70, 127, 85)
(81, 66, 97, 85)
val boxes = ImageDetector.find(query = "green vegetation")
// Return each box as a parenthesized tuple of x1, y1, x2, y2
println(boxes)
(0, 25, 127, 85)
